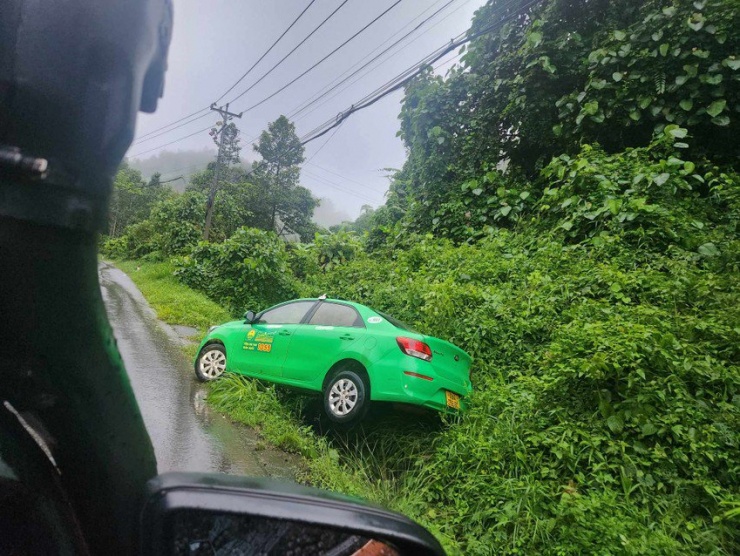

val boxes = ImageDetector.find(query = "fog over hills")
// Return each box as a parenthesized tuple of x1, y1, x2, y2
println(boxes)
(129, 150, 352, 227)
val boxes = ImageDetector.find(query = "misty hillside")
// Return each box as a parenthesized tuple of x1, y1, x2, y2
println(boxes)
(128, 149, 217, 192)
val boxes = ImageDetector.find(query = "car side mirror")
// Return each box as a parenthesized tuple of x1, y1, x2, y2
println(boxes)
(141, 473, 445, 556)
(244, 310, 256, 323)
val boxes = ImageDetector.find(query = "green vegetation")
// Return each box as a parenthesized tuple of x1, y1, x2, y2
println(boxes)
(103, 1, 740, 553)
(113, 260, 231, 334)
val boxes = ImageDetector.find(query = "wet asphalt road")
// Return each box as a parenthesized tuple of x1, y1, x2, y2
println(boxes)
(98, 262, 296, 478)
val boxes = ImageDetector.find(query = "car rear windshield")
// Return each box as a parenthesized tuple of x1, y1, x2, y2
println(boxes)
(376, 311, 420, 333)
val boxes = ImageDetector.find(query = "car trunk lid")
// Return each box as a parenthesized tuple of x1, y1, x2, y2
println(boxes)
(424, 336, 471, 391)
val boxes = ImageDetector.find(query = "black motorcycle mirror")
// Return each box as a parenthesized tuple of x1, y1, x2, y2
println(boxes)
(142, 473, 444, 556)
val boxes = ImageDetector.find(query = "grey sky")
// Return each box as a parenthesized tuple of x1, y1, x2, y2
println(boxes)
(128, 0, 486, 219)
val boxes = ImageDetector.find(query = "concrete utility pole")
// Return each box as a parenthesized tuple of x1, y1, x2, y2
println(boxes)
(204, 102, 242, 241)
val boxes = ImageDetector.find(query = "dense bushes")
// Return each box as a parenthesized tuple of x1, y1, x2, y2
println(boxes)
(174, 227, 298, 313)
(303, 231, 739, 553)
(291, 138, 740, 553)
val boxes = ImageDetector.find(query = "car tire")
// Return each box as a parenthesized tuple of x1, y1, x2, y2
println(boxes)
(195, 344, 226, 382)
(323, 369, 369, 424)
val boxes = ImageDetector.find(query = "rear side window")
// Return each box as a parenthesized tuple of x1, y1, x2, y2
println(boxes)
(376, 311, 419, 333)
(309, 303, 364, 328)
(257, 301, 314, 325)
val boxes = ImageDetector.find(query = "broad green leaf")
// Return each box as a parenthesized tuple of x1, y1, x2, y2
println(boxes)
(641, 423, 658, 436)
(698, 242, 720, 257)
(472, 188, 483, 196)
(654, 173, 670, 186)
(679, 99, 693, 111)
(688, 13, 704, 31)
(607, 414, 624, 433)
(659, 43, 669, 57)
(584, 100, 599, 115)
(612, 72, 623, 82)
(527, 31, 543, 48)
(712, 115, 730, 126)
(591, 79, 607, 90)
(613, 30, 626, 40)
(667, 126, 688, 138)
(519, 191, 531, 200)
(706, 99, 726, 117)
(499, 205, 512, 216)
(723, 57, 740, 71)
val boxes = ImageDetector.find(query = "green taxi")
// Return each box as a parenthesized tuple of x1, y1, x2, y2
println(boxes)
(195, 298, 472, 423)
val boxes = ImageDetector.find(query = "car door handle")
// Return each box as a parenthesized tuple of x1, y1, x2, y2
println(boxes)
(339, 334, 355, 341)
(279, 330, 291, 336)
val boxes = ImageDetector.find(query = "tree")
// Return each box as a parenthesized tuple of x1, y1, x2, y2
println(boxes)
(108, 162, 170, 237)
(393, 0, 739, 238)
(251, 116, 314, 234)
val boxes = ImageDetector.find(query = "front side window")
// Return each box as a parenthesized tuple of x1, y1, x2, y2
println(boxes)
(308, 303, 364, 328)
(257, 301, 314, 325)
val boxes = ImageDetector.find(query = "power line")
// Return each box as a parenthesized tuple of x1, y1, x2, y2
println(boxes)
(129, 0, 353, 151)
(133, 0, 320, 144)
(288, 0, 465, 121)
(304, 120, 344, 164)
(306, 161, 387, 192)
(234, 0, 404, 114)
(131, 111, 213, 146)
(128, 124, 214, 158)
(302, 168, 383, 204)
(299, 0, 543, 146)
(215, 0, 318, 103)
(129, 0, 539, 159)
(133, 107, 211, 143)
(225, 0, 352, 106)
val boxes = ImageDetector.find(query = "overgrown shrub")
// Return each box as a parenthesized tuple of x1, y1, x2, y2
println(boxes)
(174, 227, 297, 313)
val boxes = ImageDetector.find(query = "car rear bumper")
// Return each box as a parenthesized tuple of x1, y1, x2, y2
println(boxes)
(370, 358, 472, 412)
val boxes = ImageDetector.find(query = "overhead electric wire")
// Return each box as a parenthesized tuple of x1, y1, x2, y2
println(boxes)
(302, 168, 382, 203)
(223, 0, 353, 106)
(215, 0, 318, 103)
(133, 107, 211, 143)
(132, 0, 320, 145)
(299, 0, 544, 146)
(304, 120, 344, 163)
(306, 161, 387, 192)
(288, 0, 467, 121)
(129, 124, 214, 158)
(131, 111, 214, 146)
(130, 0, 540, 159)
(233, 0, 404, 114)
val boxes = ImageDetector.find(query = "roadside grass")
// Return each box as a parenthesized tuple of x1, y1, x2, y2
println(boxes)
(107, 259, 461, 554)
(207, 374, 461, 554)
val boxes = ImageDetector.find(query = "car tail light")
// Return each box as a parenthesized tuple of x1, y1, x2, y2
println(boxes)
(396, 337, 432, 362)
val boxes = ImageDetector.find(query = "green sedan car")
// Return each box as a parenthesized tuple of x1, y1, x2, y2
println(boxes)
(194, 297, 472, 423)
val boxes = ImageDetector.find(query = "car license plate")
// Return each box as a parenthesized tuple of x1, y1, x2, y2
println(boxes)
(445, 391, 461, 410)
